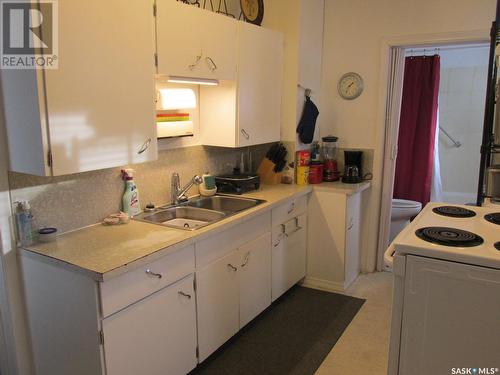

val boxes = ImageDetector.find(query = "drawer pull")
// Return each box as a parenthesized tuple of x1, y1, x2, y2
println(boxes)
(178, 291, 192, 299)
(287, 202, 295, 214)
(145, 269, 162, 279)
(227, 264, 238, 272)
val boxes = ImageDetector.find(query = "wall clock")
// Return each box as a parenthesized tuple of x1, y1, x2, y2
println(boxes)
(338, 72, 364, 100)
(240, 0, 264, 25)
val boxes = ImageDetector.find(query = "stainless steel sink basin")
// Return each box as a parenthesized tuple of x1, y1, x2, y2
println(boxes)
(135, 206, 225, 230)
(186, 195, 265, 212)
(134, 195, 266, 231)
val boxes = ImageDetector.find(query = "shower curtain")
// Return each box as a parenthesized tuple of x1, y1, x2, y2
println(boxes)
(393, 55, 440, 206)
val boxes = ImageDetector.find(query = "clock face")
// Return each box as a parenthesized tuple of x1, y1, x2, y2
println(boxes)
(240, 0, 264, 25)
(338, 72, 364, 100)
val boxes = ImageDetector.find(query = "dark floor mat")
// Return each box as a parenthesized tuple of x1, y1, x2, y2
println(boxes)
(190, 285, 365, 375)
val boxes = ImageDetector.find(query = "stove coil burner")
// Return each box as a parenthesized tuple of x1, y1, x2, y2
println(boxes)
(484, 213, 500, 225)
(432, 206, 476, 218)
(495, 242, 500, 251)
(415, 227, 484, 247)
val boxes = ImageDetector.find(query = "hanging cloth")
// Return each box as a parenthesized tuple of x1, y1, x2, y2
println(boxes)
(393, 55, 440, 206)
(296, 96, 319, 144)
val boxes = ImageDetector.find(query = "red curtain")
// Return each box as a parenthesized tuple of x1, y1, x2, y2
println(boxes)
(393, 55, 440, 206)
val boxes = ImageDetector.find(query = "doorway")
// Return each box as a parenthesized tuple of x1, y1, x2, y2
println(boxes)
(376, 38, 490, 270)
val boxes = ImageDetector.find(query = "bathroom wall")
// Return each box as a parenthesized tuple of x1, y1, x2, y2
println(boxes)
(438, 46, 489, 204)
(8, 144, 269, 234)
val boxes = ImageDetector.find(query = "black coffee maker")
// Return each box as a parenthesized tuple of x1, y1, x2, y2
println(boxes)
(342, 150, 363, 184)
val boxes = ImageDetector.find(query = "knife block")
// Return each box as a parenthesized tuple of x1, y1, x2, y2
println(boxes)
(257, 159, 282, 185)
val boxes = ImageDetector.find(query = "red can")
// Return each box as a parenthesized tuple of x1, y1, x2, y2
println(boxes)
(308, 163, 324, 184)
(296, 150, 311, 167)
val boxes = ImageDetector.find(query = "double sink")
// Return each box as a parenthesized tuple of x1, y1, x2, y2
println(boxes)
(134, 195, 266, 231)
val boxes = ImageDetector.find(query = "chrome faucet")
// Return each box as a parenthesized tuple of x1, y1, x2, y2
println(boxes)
(171, 173, 203, 205)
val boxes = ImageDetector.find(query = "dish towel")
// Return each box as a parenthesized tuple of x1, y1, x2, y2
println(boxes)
(296, 96, 319, 144)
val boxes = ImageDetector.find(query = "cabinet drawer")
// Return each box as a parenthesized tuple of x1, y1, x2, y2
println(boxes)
(271, 195, 308, 226)
(100, 245, 195, 317)
(196, 212, 271, 268)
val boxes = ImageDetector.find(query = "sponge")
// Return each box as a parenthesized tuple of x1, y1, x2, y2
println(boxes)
(203, 173, 216, 190)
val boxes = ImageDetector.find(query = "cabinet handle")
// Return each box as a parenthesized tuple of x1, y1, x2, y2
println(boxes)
(240, 129, 250, 140)
(241, 252, 250, 267)
(189, 54, 202, 70)
(138, 138, 152, 155)
(347, 218, 354, 231)
(287, 202, 295, 214)
(205, 56, 217, 72)
(227, 264, 238, 272)
(178, 291, 192, 299)
(145, 269, 162, 279)
(273, 238, 281, 247)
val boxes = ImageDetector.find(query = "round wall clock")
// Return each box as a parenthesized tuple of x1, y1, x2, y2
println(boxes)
(240, 0, 264, 25)
(338, 72, 364, 100)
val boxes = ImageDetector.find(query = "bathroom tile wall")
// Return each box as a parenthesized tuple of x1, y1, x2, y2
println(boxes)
(9, 144, 270, 234)
(439, 64, 487, 203)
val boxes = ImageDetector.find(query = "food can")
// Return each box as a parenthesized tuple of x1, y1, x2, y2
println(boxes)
(296, 150, 311, 167)
(308, 163, 323, 184)
(296, 166, 309, 185)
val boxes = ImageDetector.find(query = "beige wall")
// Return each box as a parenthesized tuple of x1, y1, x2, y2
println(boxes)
(321, 0, 496, 271)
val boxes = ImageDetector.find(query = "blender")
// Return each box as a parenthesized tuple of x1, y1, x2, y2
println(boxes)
(322, 136, 339, 181)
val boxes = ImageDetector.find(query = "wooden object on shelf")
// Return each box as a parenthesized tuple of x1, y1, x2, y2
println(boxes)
(257, 158, 282, 185)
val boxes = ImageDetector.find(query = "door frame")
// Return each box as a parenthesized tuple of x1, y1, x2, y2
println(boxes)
(375, 30, 490, 270)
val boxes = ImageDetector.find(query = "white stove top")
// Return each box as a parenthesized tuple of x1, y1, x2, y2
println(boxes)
(393, 202, 500, 269)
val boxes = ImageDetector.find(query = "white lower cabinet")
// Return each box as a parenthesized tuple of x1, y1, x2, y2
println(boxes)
(196, 250, 241, 362)
(239, 232, 272, 327)
(271, 213, 307, 301)
(102, 274, 197, 375)
(306, 190, 362, 291)
(196, 231, 272, 361)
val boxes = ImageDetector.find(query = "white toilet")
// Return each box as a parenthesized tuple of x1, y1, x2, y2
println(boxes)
(389, 199, 422, 243)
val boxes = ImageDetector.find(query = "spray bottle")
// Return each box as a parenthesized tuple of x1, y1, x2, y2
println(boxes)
(14, 200, 37, 246)
(121, 169, 141, 217)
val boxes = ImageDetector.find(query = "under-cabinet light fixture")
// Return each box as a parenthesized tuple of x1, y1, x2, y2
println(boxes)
(167, 76, 219, 86)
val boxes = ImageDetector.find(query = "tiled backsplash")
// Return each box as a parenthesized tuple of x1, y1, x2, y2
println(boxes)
(9, 144, 270, 234)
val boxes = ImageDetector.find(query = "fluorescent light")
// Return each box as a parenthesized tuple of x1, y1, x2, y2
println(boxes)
(167, 76, 219, 86)
(159, 88, 196, 110)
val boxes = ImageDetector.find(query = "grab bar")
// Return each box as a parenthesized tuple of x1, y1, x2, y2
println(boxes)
(439, 127, 461, 148)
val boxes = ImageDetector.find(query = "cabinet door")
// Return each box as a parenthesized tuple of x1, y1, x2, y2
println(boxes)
(156, 0, 202, 77)
(239, 232, 272, 327)
(44, 0, 157, 175)
(102, 275, 197, 375)
(238, 22, 283, 146)
(344, 193, 361, 287)
(199, 11, 238, 80)
(272, 214, 307, 301)
(196, 250, 240, 362)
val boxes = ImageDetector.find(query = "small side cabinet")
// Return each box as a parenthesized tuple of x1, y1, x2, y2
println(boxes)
(306, 190, 362, 291)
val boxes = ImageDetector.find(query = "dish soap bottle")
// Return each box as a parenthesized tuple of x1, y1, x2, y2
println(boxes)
(14, 200, 37, 246)
(121, 169, 141, 217)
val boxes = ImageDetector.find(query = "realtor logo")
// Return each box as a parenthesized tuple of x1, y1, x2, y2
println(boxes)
(1, 0, 58, 69)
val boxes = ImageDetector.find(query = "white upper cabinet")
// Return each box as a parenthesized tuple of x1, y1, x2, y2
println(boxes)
(1, 0, 157, 176)
(155, 1, 237, 80)
(200, 23, 283, 147)
(237, 22, 283, 147)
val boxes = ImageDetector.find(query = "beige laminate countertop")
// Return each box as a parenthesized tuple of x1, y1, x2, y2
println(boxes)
(21, 181, 370, 281)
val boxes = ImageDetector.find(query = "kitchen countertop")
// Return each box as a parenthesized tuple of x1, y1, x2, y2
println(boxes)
(21, 181, 370, 281)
